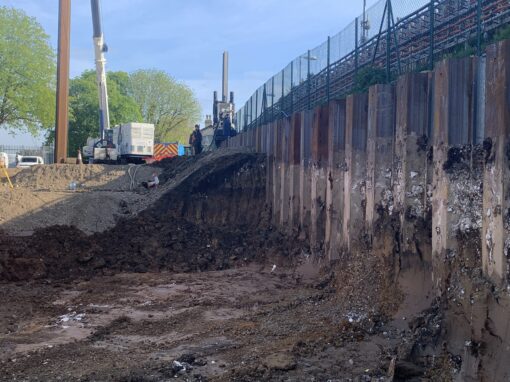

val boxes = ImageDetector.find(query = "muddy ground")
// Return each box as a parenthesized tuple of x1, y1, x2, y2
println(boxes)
(0, 264, 446, 382)
(0, 149, 500, 381)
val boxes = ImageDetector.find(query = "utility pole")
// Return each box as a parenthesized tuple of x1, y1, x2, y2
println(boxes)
(54, 0, 71, 163)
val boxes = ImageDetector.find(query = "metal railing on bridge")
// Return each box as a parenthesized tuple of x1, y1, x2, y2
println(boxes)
(236, 0, 510, 131)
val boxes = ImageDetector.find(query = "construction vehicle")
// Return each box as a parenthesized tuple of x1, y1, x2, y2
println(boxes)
(210, 52, 237, 149)
(82, 0, 155, 164)
(83, 123, 155, 163)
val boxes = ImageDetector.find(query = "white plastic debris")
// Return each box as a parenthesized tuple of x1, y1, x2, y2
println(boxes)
(58, 312, 86, 325)
(271, 264, 276, 273)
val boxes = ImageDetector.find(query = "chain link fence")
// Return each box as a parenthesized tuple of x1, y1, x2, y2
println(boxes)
(0, 145, 54, 167)
(236, 0, 510, 131)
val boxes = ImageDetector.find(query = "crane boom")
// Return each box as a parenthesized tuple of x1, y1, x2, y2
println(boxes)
(91, 0, 110, 141)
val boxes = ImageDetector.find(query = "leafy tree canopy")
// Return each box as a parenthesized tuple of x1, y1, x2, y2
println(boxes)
(0, 6, 56, 135)
(129, 69, 201, 143)
(66, 70, 142, 155)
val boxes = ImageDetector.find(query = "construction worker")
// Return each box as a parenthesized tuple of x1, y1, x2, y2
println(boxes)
(142, 172, 159, 189)
(189, 124, 203, 155)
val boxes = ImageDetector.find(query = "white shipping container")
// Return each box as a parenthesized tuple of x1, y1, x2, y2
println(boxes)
(115, 123, 154, 157)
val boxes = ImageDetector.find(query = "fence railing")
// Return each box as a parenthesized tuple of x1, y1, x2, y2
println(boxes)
(236, 0, 510, 131)
(0, 145, 54, 167)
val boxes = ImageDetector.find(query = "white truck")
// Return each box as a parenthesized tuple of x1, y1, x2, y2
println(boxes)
(83, 123, 155, 164)
(16, 155, 44, 168)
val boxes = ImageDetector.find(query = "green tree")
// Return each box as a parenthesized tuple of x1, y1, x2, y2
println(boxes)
(0, 7, 56, 135)
(129, 69, 201, 143)
(352, 66, 387, 94)
(66, 70, 142, 155)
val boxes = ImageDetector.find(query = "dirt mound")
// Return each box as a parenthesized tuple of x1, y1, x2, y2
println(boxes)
(0, 152, 244, 235)
(0, 163, 166, 235)
(12, 163, 158, 191)
(0, 152, 302, 282)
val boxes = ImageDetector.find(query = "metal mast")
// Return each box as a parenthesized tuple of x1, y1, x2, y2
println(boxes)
(91, 0, 110, 141)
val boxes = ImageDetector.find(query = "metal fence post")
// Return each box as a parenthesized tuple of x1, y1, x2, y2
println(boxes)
(263, 83, 267, 124)
(386, 0, 391, 82)
(244, 104, 248, 130)
(429, 0, 435, 70)
(255, 90, 259, 127)
(476, 0, 482, 56)
(290, 61, 294, 114)
(307, 49, 311, 110)
(327, 36, 331, 103)
(271, 77, 275, 122)
(250, 96, 253, 127)
(281, 70, 285, 116)
(355, 17, 359, 77)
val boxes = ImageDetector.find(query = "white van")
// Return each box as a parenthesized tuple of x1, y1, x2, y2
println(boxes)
(0, 152, 8, 168)
(16, 156, 44, 168)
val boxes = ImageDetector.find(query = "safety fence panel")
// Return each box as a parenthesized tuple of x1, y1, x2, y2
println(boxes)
(235, 0, 510, 132)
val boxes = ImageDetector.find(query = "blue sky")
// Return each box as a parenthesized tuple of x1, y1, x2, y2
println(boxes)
(0, 0, 374, 145)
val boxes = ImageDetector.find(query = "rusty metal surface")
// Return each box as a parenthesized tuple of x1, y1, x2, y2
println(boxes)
(446, 58, 475, 145)
(311, 105, 330, 165)
(289, 113, 301, 166)
(54, 0, 71, 163)
(352, 93, 368, 151)
(300, 111, 313, 166)
(282, 118, 291, 165)
(482, 40, 510, 282)
(394, 72, 431, 255)
(328, 100, 346, 161)
(432, 59, 451, 277)
(366, 84, 395, 231)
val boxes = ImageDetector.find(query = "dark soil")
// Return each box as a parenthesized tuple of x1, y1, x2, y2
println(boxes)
(0, 153, 302, 282)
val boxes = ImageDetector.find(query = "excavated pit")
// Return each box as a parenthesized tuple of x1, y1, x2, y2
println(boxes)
(0, 152, 302, 282)
(1, 149, 508, 381)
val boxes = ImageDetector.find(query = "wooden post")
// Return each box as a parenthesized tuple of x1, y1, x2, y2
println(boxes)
(55, 0, 71, 163)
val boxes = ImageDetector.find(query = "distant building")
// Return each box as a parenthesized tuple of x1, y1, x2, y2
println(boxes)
(204, 114, 213, 129)
(201, 125, 215, 151)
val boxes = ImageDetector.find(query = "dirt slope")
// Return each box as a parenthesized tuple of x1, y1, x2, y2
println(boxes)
(0, 151, 302, 282)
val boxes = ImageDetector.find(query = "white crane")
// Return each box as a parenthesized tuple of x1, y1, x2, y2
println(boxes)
(83, 0, 155, 164)
(91, 0, 110, 141)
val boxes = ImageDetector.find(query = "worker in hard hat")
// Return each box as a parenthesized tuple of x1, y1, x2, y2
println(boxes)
(142, 172, 159, 189)
(189, 124, 203, 155)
